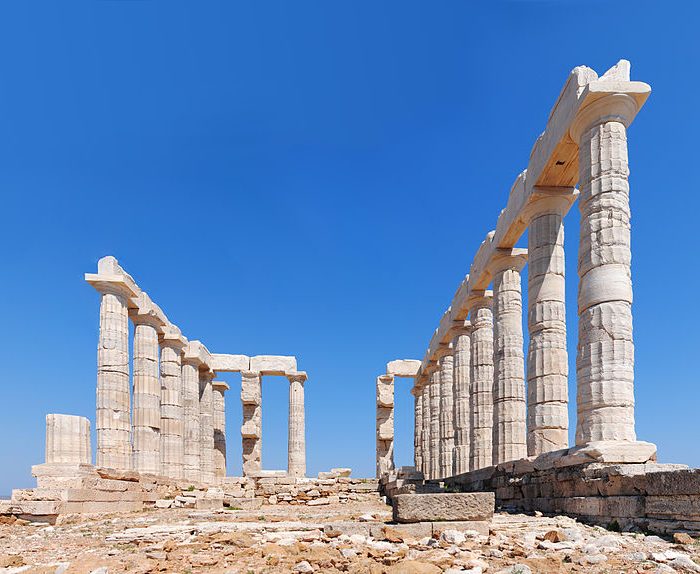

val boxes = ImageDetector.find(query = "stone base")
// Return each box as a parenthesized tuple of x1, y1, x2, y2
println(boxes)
(444, 454, 700, 535)
(392, 492, 494, 523)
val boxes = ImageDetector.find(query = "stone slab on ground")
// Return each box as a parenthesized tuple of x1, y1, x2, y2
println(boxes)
(392, 492, 494, 523)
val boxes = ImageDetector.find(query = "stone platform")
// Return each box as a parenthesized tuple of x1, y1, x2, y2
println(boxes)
(443, 455, 700, 535)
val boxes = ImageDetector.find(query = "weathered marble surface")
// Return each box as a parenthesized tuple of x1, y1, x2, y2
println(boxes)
(45, 414, 91, 465)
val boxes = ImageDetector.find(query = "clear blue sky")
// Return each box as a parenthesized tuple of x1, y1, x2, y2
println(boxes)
(1, 1, 698, 494)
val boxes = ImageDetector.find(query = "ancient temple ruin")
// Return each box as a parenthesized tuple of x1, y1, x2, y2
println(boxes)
(377, 61, 700, 534)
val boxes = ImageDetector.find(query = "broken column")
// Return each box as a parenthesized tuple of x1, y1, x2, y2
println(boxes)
(571, 91, 640, 445)
(199, 369, 215, 484)
(525, 191, 574, 456)
(489, 249, 528, 466)
(451, 321, 471, 476)
(87, 257, 137, 471)
(212, 380, 229, 479)
(241, 370, 262, 476)
(428, 368, 441, 480)
(45, 414, 91, 465)
(438, 348, 455, 479)
(376, 374, 395, 477)
(130, 295, 165, 475)
(287, 371, 307, 478)
(469, 292, 494, 471)
(160, 328, 187, 479)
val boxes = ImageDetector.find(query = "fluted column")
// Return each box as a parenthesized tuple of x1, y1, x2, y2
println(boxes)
(571, 94, 640, 444)
(212, 380, 229, 479)
(428, 368, 441, 479)
(182, 358, 202, 482)
(438, 349, 455, 479)
(241, 370, 262, 476)
(420, 379, 430, 476)
(490, 250, 528, 465)
(199, 369, 215, 484)
(469, 292, 494, 471)
(288, 371, 307, 478)
(131, 315, 162, 474)
(46, 414, 91, 465)
(526, 191, 574, 456)
(413, 384, 423, 473)
(95, 285, 132, 470)
(376, 374, 395, 477)
(451, 321, 471, 475)
(160, 331, 186, 479)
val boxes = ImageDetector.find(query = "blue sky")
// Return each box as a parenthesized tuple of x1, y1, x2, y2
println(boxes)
(0, 1, 698, 494)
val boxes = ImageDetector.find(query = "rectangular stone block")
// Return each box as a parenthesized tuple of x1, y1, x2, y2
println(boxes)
(432, 520, 490, 537)
(392, 492, 494, 523)
(210, 353, 250, 372)
(386, 360, 421, 378)
(250, 355, 297, 375)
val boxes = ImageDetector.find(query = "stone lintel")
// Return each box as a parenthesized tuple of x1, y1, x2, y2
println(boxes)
(212, 380, 230, 392)
(210, 353, 250, 372)
(250, 355, 297, 376)
(386, 359, 421, 378)
(183, 340, 212, 368)
(129, 291, 168, 330)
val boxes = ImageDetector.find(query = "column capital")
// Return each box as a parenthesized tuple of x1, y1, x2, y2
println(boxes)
(200, 368, 215, 382)
(448, 319, 472, 341)
(212, 380, 230, 393)
(522, 187, 578, 222)
(287, 371, 308, 384)
(487, 248, 528, 276)
(130, 293, 168, 330)
(570, 93, 640, 144)
(160, 326, 188, 352)
(435, 343, 453, 363)
(183, 340, 212, 368)
(85, 274, 139, 301)
(467, 290, 493, 311)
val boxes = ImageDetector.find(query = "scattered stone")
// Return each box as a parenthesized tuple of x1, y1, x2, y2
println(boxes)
(440, 529, 466, 546)
(543, 529, 566, 542)
(674, 533, 695, 545)
(386, 561, 442, 574)
(292, 560, 314, 573)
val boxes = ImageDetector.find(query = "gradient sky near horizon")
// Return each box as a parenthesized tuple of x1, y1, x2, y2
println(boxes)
(0, 0, 698, 494)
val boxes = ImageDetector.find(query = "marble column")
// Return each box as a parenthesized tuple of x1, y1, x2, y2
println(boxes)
(288, 371, 307, 478)
(95, 284, 132, 470)
(526, 192, 573, 456)
(413, 384, 423, 473)
(182, 358, 202, 482)
(46, 414, 91, 465)
(376, 374, 395, 477)
(490, 250, 528, 465)
(131, 316, 162, 474)
(571, 95, 639, 444)
(438, 349, 455, 479)
(469, 292, 494, 471)
(451, 321, 472, 476)
(212, 380, 229, 479)
(241, 370, 262, 476)
(428, 368, 441, 480)
(199, 369, 215, 484)
(420, 379, 430, 477)
(159, 331, 186, 479)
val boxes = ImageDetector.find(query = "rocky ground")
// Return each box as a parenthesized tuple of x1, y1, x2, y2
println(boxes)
(1, 500, 699, 574)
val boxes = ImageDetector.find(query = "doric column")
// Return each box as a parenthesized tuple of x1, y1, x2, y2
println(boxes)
(428, 368, 441, 480)
(469, 292, 494, 471)
(571, 94, 641, 444)
(287, 371, 307, 478)
(131, 307, 164, 475)
(376, 374, 395, 477)
(412, 383, 423, 473)
(199, 369, 215, 484)
(241, 370, 262, 476)
(451, 321, 472, 476)
(438, 348, 455, 479)
(91, 279, 134, 470)
(489, 250, 528, 465)
(420, 376, 430, 476)
(46, 414, 91, 465)
(212, 380, 229, 479)
(182, 358, 202, 482)
(159, 329, 186, 479)
(525, 190, 575, 456)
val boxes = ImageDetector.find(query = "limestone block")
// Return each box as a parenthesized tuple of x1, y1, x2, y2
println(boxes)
(210, 353, 250, 372)
(392, 492, 494, 523)
(376, 375, 394, 407)
(377, 408, 394, 441)
(183, 340, 212, 369)
(432, 520, 490, 537)
(45, 415, 91, 465)
(386, 359, 421, 378)
(241, 420, 261, 439)
(241, 372, 262, 405)
(250, 355, 297, 375)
